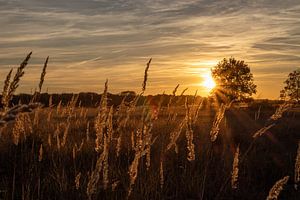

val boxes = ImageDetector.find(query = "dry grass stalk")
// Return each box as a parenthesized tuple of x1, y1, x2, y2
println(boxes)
(255, 105, 261, 120)
(48, 133, 52, 147)
(33, 108, 40, 126)
(4, 52, 32, 108)
(167, 117, 186, 152)
(129, 132, 134, 151)
(12, 115, 22, 145)
(144, 126, 152, 170)
(115, 95, 127, 120)
(119, 94, 141, 130)
(83, 108, 88, 120)
(135, 129, 143, 151)
(107, 106, 113, 142)
(185, 98, 195, 161)
(73, 141, 84, 160)
(142, 58, 152, 93)
(67, 94, 79, 115)
(80, 107, 84, 117)
(128, 151, 142, 198)
(73, 147, 76, 160)
(87, 86, 112, 197)
(49, 95, 53, 108)
(57, 100, 62, 114)
(160, 158, 164, 189)
(270, 102, 292, 121)
(180, 87, 188, 96)
(1, 103, 40, 127)
(146, 144, 151, 170)
(295, 140, 300, 189)
(155, 93, 165, 119)
(61, 121, 70, 147)
(77, 140, 84, 152)
(12, 113, 32, 145)
(114, 97, 135, 151)
(141, 109, 154, 170)
(116, 131, 122, 157)
(167, 84, 180, 110)
(38, 144, 43, 162)
(266, 176, 289, 200)
(112, 181, 120, 191)
(252, 123, 275, 138)
(192, 90, 198, 104)
(186, 127, 195, 161)
(47, 109, 52, 122)
(87, 127, 110, 198)
(94, 80, 108, 153)
(86, 121, 90, 142)
(193, 98, 204, 124)
(1, 68, 13, 108)
(231, 145, 240, 189)
(75, 172, 81, 190)
(56, 133, 61, 150)
(210, 103, 227, 142)
(75, 119, 80, 128)
(31, 56, 49, 102)
(38, 56, 49, 93)
(102, 107, 114, 189)
(87, 152, 105, 198)
(172, 84, 180, 96)
(102, 148, 109, 190)
(128, 112, 154, 197)
(171, 112, 178, 121)
(54, 125, 61, 150)
(2, 52, 32, 110)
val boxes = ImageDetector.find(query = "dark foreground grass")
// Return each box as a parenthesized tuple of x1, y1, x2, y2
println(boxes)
(0, 104, 299, 200)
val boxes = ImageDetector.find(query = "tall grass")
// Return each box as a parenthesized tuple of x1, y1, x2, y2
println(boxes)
(0, 54, 299, 200)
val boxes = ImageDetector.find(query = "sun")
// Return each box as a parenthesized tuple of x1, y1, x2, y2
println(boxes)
(201, 73, 216, 91)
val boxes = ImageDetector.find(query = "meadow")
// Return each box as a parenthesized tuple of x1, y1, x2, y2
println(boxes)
(0, 54, 300, 200)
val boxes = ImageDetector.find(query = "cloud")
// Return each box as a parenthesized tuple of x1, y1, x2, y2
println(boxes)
(0, 0, 300, 98)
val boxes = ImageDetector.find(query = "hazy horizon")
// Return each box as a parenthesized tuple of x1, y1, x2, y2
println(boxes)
(1, 0, 300, 99)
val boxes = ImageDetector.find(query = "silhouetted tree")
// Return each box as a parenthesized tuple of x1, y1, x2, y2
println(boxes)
(120, 91, 136, 96)
(211, 58, 257, 102)
(280, 69, 300, 103)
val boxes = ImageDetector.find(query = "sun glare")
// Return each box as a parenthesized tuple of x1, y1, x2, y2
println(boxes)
(201, 73, 216, 91)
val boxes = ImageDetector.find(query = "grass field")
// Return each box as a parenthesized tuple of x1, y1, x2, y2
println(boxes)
(0, 54, 299, 200)
(0, 98, 299, 200)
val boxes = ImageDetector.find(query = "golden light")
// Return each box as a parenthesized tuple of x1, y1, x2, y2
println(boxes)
(189, 60, 218, 67)
(201, 73, 216, 91)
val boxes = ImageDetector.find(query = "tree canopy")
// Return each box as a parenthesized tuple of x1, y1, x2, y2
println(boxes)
(280, 69, 300, 103)
(211, 58, 257, 101)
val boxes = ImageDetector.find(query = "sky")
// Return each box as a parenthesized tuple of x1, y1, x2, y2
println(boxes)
(0, 0, 300, 99)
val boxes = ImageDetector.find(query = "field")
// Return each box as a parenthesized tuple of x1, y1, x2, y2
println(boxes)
(1, 0, 300, 198)
(0, 53, 299, 200)
(0, 95, 300, 200)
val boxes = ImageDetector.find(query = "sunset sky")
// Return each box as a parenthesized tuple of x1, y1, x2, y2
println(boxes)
(0, 0, 300, 99)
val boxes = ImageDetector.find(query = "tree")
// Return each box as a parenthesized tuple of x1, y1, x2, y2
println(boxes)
(120, 91, 136, 96)
(211, 58, 257, 101)
(280, 69, 300, 103)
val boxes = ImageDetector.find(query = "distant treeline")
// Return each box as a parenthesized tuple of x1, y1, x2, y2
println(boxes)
(0, 92, 282, 109)
(0, 92, 203, 108)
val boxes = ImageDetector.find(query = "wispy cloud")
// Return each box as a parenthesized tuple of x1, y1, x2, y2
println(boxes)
(0, 0, 299, 98)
